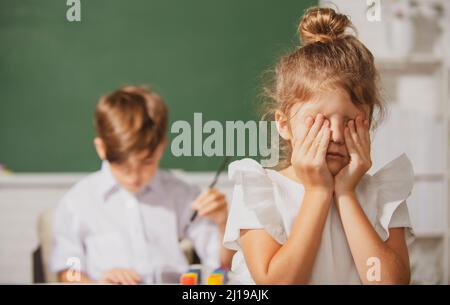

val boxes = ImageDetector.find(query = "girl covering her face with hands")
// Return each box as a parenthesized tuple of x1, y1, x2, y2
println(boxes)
(223, 7, 414, 284)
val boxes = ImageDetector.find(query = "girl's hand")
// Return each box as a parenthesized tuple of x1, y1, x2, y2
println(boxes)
(191, 189, 228, 228)
(335, 115, 372, 196)
(291, 113, 333, 194)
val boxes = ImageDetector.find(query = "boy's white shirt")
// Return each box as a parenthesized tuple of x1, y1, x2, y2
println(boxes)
(50, 162, 221, 283)
(224, 154, 415, 284)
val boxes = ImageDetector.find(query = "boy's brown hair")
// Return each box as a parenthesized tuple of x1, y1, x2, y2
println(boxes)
(95, 85, 168, 163)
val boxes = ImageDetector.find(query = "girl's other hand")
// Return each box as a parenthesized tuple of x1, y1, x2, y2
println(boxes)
(291, 113, 333, 194)
(334, 115, 372, 196)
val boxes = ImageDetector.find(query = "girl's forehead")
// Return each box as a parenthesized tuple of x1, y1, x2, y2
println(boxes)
(291, 90, 368, 118)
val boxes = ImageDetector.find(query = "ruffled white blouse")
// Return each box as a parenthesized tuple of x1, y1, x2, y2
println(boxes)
(223, 154, 415, 284)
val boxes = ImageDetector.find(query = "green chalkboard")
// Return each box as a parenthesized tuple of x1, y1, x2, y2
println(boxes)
(0, 0, 316, 172)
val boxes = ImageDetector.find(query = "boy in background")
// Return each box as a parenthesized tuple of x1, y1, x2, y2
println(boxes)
(50, 86, 233, 284)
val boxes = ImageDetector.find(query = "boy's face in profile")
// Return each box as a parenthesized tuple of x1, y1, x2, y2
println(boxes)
(95, 138, 167, 193)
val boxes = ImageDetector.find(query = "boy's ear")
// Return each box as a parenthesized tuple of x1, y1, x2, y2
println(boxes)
(275, 110, 291, 141)
(93, 137, 107, 160)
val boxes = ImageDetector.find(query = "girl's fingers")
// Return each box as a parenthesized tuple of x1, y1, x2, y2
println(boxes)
(355, 116, 369, 147)
(292, 115, 314, 152)
(316, 122, 331, 160)
(355, 116, 364, 140)
(310, 119, 328, 156)
(348, 120, 365, 157)
(302, 114, 324, 151)
(306, 116, 314, 128)
(354, 116, 371, 155)
(345, 123, 372, 171)
(364, 119, 371, 153)
(344, 125, 359, 158)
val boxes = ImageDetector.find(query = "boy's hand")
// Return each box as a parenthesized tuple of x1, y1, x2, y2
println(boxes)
(99, 268, 141, 285)
(191, 189, 228, 228)
(335, 116, 372, 197)
(291, 113, 333, 195)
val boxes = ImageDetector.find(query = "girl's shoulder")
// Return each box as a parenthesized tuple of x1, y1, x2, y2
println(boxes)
(360, 153, 414, 200)
(228, 158, 279, 193)
(228, 158, 269, 180)
(357, 153, 415, 243)
(228, 158, 295, 189)
(228, 154, 414, 196)
(225, 158, 289, 247)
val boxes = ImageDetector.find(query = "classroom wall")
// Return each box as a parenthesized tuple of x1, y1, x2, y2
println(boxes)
(0, 0, 316, 172)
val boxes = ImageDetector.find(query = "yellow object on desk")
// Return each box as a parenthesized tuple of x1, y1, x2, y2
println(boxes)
(206, 273, 223, 285)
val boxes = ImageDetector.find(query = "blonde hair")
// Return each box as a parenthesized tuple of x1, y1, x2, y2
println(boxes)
(263, 6, 384, 167)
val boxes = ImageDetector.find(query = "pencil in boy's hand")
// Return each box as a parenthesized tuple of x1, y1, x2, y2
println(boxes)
(190, 156, 231, 222)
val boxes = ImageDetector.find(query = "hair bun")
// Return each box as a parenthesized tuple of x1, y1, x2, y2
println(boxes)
(299, 7, 353, 45)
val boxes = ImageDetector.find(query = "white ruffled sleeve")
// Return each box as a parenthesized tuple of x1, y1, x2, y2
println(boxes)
(223, 158, 287, 251)
(370, 154, 415, 245)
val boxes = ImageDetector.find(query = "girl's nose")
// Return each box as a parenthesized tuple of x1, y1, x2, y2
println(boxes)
(329, 118, 345, 144)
